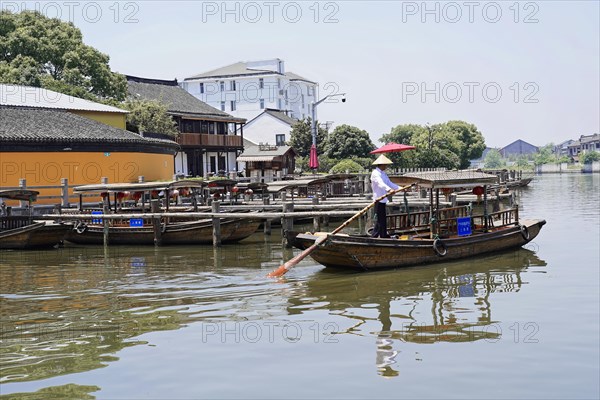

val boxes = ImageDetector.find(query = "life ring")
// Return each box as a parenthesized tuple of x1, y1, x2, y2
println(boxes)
(75, 221, 88, 234)
(520, 224, 530, 240)
(433, 238, 447, 257)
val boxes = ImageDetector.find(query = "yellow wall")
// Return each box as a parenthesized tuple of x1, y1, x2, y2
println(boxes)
(71, 110, 127, 129)
(1, 152, 174, 204)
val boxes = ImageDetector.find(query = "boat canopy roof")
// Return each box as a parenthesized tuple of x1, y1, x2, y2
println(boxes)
(0, 189, 39, 201)
(73, 180, 205, 194)
(266, 174, 357, 193)
(394, 170, 499, 189)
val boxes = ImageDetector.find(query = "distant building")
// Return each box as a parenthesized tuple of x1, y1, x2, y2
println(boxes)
(243, 109, 299, 146)
(554, 139, 575, 158)
(236, 144, 296, 181)
(181, 59, 317, 122)
(126, 75, 246, 177)
(469, 147, 493, 168)
(567, 134, 600, 160)
(0, 84, 178, 203)
(500, 139, 538, 157)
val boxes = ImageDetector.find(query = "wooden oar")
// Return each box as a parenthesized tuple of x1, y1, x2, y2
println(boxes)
(267, 183, 415, 277)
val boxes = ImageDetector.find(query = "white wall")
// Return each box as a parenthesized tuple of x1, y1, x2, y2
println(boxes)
(243, 114, 293, 145)
(182, 71, 317, 121)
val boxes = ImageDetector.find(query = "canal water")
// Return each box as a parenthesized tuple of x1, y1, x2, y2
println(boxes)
(1, 173, 598, 399)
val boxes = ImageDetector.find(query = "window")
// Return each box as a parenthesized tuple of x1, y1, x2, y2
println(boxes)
(277, 78, 281, 89)
(219, 81, 225, 91)
(199, 83, 204, 94)
(301, 94, 305, 108)
(230, 100, 236, 111)
(230, 80, 236, 91)
(278, 99, 282, 110)
(259, 99, 265, 109)
(276, 134, 285, 146)
(220, 101, 225, 111)
(259, 78, 264, 89)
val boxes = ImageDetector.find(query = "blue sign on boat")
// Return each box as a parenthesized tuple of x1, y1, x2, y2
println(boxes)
(91, 211, 103, 224)
(457, 217, 472, 236)
(130, 218, 143, 227)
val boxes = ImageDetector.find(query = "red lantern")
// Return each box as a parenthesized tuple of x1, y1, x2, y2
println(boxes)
(232, 186, 239, 193)
(132, 192, 142, 201)
(472, 186, 484, 202)
(100, 192, 108, 199)
(151, 190, 159, 198)
(117, 192, 126, 200)
(472, 186, 484, 196)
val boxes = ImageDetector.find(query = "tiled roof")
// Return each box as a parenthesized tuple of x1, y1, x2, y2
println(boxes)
(237, 145, 295, 161)
(285, 71, 317, 84)
(126, 76, 245, 122)
(400, 170, 499, 188)
(246, 109, 298, 127)
(0, 106, 177, 148)
(0, 84, 128, 113)
(184, 61, 282, 80)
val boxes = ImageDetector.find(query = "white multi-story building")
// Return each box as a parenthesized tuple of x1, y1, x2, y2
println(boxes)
(181, 59, 317, 141)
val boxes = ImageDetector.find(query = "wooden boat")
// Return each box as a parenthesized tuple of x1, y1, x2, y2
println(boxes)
(64, 181, 260, 245)
(289, 170, 546, 271)
(0, 190, 71, 249)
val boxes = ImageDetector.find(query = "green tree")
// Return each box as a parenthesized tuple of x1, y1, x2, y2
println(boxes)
(484, 149, 505, 169)
(288, 118, 328, 157)
(441, 120, 486, 169)
(0, 10, 127, 101)
(325, 124, 374, 159)
(515, 155, 532, 170)
(379, 124, 424, 168)
(533, 143, 556, 165)
(122, 99, 178, 137)
(581, 151, 600, 164)
(330, 159, 364, 174)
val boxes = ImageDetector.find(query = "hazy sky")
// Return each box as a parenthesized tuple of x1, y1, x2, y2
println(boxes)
(8, 1, 599, 147)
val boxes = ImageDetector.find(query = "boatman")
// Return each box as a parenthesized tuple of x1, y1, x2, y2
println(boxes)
(371, 155, 399, 238)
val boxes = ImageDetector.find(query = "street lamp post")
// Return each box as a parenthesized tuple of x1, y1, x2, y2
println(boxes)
(310, 93, 346, 151)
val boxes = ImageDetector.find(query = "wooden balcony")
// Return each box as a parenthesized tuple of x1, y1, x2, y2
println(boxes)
(177, 133, 243, 148)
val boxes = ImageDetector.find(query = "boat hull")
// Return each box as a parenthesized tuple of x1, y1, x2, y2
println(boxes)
(0, 222, 71, 249)
(291, 219, 546, 270)
(65, 218, 260, 245)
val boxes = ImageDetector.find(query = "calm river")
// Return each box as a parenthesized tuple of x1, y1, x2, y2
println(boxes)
(1, 173, 598, 399)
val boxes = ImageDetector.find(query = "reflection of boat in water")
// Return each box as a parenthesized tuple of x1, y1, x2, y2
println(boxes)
(64, 180, 260, 245)
(0, 190, 71, 249)
(290, 171, 546, 271)
(289, 248, 546, 377)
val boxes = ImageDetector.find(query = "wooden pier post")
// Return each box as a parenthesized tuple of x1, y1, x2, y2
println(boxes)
(18, 179, 27, 208)
(281, 202, 294, 248)
(61, 178, 69, 207)
(150, 199, 162, 246)
(212, 200, 221, 247)
(312, 197, 320, 232)
(103, 199, 110, 248)
(263, 218, 272, 235)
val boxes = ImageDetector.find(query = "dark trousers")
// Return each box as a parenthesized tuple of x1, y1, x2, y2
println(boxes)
(372, 202, 389, 238)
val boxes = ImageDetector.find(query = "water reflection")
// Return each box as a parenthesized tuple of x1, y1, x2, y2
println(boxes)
(290, 247, 547, 378)
(0, 240, 285, 385)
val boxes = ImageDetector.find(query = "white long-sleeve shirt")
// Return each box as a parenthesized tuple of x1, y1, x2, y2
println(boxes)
(371, 167, 399, 203)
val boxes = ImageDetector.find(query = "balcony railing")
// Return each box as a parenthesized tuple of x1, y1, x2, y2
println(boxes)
(177, 133, 243, 148)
